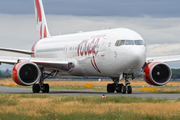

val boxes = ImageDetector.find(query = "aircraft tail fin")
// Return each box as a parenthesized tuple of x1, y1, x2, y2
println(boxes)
(34, 0, 51, 40)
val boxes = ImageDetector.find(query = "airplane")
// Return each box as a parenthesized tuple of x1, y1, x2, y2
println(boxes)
(0, 0, 180, 94)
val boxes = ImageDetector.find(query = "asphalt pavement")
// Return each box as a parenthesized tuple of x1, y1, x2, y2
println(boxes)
(0, 86, 180, 99)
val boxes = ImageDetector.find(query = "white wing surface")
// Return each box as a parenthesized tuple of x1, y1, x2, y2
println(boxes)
(146, 55, 180, 63)
(0, 56, 75, 71)
(0, 47, 32, 55)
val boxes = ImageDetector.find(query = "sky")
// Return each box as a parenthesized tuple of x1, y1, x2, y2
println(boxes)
(0, 0, 180, 69)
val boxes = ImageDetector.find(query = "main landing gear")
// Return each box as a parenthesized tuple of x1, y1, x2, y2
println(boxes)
(33, 68, 57, 93)
(107, 74, 133, 94)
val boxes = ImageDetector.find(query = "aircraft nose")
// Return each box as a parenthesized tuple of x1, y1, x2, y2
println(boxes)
(126, 46, 146, 67)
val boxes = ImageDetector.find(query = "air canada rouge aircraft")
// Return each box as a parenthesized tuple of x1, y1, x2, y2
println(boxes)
(0, 0, 180, 94)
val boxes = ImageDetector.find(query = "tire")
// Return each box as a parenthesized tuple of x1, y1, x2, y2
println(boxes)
(127, 86, 132, 94)
(110, 84, 115, 93)
(116, 84, 123, 93)
(107, 84, 111, 93)
(42, 84, 49, 93)
(33, 84, 40, 93)
(107, 84, 115, 93)
(121, 85, 126, 94)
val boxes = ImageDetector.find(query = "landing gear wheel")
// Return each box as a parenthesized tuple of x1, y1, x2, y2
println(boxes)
(42, 84, 49, 93)
(107, 84, 115, 93)
(121, 85, 126, 94)
(116, 84, 123, 93)
(127, 86, 132, 94)
(32, 68, 57, 94)
(33, 84, 40, 93)
(107, 84, 111, 93)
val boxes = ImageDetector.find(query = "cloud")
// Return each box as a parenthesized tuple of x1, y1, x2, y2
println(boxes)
(0, 14, 37, 49)
(47, 15, 180, 44)
(0, 14, 180, 58)
(0, 0, 180, 17)
(147, 43, 180, 57)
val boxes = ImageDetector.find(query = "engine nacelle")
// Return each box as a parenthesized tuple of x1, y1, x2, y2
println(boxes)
(12, 61, 41, 86)
(143, 62, 172, 86)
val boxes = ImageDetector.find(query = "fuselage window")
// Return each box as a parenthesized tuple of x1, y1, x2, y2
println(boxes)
(125, 40, 134, 45)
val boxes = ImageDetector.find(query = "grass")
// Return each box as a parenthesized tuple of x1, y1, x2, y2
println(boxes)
(0, 94, 18, 106)
(1, 79, 180, 119)
(55, 96, 170, 104)
(0, 111, 180, 120)
(0, 93, 180, 120)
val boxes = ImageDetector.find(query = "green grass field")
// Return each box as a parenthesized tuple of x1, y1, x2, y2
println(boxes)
(0, 93, 180, 120)
(1, 79, 180, 119)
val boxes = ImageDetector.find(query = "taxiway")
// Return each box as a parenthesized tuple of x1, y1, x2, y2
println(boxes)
(0, 86, 180, 99)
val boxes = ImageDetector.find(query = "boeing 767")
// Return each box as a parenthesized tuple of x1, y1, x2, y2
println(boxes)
(0, 0, 180, 94)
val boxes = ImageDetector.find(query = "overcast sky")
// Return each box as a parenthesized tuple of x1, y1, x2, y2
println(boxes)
(0, 0, 180, 17)
(0, 0, 180, 69)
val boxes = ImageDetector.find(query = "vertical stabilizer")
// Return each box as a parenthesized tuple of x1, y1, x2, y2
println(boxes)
(34, 0, 51, 40)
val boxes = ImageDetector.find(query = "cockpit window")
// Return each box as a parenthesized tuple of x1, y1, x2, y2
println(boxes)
(115, 40, 120, 46)
(125, 40, 134, 45)
(134, 40, 143, 45)
(115, 40, 144, 46)
(119, 40, 125, 46)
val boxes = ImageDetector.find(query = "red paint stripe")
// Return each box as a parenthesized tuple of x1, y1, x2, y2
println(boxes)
(44, 25, 47, 38)
(31, 40, 40, 58)
(35, 0, 42, 24)
(93, 56, 101, 73)
(91, 59, 99, 72)
(91, 56, 101, 73)
(40, 23, 42, 39)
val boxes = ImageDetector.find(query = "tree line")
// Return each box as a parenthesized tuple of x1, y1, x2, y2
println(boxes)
(0, 69, 11, 78)
(171, 69, 180, 80)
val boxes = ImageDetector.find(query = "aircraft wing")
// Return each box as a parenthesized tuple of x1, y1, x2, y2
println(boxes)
(0, 56, 75, 71)
(146, 55, 180, 63)
(0, 47, 32, 55)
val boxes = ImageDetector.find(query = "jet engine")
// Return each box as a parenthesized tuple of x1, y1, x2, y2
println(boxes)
(11, 61, 41, 86)
(143, 62, 172, 86)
